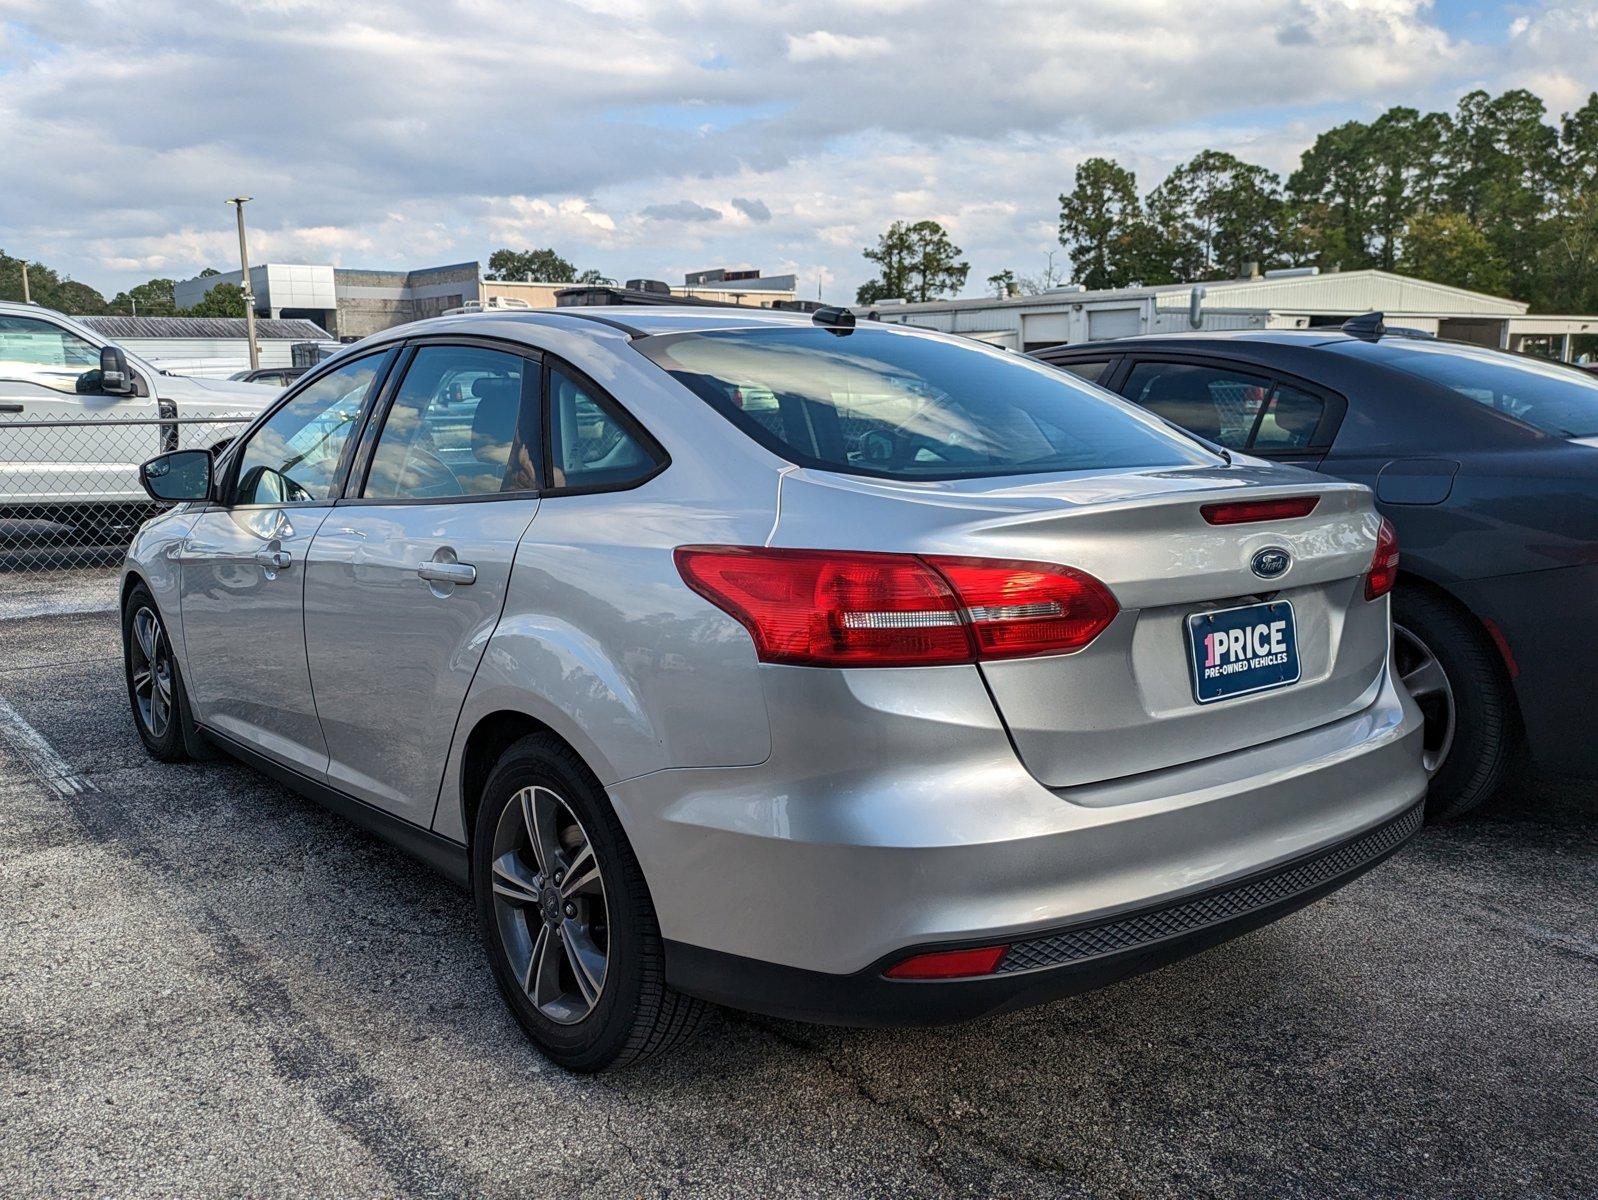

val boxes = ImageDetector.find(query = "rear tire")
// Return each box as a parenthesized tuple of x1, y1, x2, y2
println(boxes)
(472, 733, 705, 1071)
(1393, 587, 1517, 821)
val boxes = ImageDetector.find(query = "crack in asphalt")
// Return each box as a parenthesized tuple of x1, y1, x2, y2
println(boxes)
(6, 747, 485, 1200)
(736, 1015, 1087, 1197)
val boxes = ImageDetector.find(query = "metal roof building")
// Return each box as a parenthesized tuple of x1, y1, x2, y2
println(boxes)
(854, 269, 1597, 360)
(78, 315, 333, 378)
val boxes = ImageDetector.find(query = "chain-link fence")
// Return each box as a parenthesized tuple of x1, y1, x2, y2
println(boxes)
(1, 414, 253, 572)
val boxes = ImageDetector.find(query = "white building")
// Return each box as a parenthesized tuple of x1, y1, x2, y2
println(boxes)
(855, 269, 1598, 360)
(77, 316, 334, 378)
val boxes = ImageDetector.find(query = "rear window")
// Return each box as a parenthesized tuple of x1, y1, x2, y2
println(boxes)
(634, 326, 1209, 480)
(1374, 341, 1598, 438)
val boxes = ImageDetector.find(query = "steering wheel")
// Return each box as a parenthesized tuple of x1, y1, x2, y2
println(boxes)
(399, 442, 463, 498)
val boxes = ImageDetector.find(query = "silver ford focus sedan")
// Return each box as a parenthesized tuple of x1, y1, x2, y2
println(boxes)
(123, 306, 1426, 1071)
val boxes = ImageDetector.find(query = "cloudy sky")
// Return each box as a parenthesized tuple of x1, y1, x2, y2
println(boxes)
(1, 0, 1595, 301)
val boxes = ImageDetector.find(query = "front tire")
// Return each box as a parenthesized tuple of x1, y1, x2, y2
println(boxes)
(122, 584, 197, 763)
(472, 733, 705, 1071)
(1393, 587, 1517, 821)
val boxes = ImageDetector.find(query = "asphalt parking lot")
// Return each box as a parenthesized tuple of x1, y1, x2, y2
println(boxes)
(1, 583, 1594, 1198)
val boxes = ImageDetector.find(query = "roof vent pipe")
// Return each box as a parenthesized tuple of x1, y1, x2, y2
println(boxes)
(1189, 285, 1206, 329)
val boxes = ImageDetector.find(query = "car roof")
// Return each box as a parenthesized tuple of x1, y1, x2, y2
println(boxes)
(357, 305, 947, 352)
(1044, 329, 1369, 353)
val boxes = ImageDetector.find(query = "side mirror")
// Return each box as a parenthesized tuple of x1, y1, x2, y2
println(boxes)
(100, 345, 134, 395)
(140, 449, 213, 503)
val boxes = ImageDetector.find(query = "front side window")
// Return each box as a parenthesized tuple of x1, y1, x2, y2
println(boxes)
(1372, 341, 1598, 438)
(548, 365, 658, 489)
(0, 315, 103, 394)
(635, 327, 1206, 480)
(231, 352, 388, 505)
(364, 345, 539, 499)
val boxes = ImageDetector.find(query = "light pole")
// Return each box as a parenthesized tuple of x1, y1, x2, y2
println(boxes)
(227, 196, 260, 370)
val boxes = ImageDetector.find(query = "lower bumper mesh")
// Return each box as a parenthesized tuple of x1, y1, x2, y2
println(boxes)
(997, 801, 1424, 974)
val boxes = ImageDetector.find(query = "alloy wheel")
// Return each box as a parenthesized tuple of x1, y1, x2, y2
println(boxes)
(1394, 622, 1456, 776)
(489, 785, 609, 1025)
(129, 606, 174, 739)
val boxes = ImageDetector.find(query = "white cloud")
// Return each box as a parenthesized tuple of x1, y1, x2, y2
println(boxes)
(785, 31, 892, 62)
(0, 0, 1584, 302)
(1500, 2, 1598, 114)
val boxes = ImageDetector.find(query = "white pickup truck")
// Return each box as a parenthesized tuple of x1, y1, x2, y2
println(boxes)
(0, 301, 278, 546)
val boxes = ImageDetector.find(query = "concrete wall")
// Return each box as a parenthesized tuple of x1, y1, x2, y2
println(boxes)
(331, 263, 482, 338)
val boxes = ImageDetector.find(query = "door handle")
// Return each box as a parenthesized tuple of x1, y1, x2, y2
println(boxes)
(418, 560, 477, 586)
(0, 403, 23, 414)
(254, 547, 293, 571)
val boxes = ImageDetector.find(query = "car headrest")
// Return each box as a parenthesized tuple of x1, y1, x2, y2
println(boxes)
(470, 377, 521, 463)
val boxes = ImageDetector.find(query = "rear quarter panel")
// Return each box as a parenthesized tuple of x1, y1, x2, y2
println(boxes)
(432, 332, 786, 843)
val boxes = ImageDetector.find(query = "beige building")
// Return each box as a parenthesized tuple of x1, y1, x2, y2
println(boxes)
(482, 268, 797, 311)
(855, 269, 1598, 360)
(174, 263, 800, 341)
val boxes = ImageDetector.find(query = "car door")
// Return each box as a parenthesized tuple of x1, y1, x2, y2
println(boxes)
(0, 312, 161, 509)
(179, 350, 396, 774)
(1116, 356, 1342, 467)
(301, 341, 543, 825)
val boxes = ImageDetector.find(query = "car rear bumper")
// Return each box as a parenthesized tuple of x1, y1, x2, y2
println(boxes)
(665, 798, 1423, 1026)
(608, 656, 1428, 1005)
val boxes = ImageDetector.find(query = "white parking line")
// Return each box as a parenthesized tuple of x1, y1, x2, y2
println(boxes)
(0, 594, 119, 622)
(0, 694, 97, 795)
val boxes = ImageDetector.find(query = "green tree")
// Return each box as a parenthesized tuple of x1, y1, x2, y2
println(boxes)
(1544, 92, 1598, 313)
(108, 277, 179, 316)
(1442, 89, 1558, 297)
(986, 269, 1017, 298)
(182, 281, 248, 318)
(1288, 121, 1377, 269)
(1147, 150, 1286, 279)
(1289, 109, 1450, 271)
(1058, 157, 1146, 289)
(1399, 210, 1506, 295)
(486, 247, 582, 282)
(856, 220, 969, 303)
(0, 250, 109, 313)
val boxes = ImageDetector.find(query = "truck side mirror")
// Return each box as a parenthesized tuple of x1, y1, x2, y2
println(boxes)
(100, 345, 134, 396)
(140, 450, 213, 503)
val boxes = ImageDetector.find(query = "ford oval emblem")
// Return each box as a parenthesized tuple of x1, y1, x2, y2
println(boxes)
(1251, 547, 1292, 580)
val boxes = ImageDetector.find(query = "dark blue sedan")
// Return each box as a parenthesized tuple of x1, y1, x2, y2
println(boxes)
(1035, 319, 1598, 820)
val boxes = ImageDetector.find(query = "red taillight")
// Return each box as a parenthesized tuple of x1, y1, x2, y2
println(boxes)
(673, 546, 1119, 668)
(925, 556, 1119, 661)
(884, 944, 1010, 980)
(1365, 516, 1399, 600)
(1200, 495, 1320, 525)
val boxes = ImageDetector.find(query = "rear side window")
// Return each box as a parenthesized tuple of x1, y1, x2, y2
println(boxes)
(1053, 359, 1112, 385)
(548, 365, 659, 489)
(1250, 383, 1325, 451)
(634, 327, 1207, 480)
(1121, 361, 1331, 453)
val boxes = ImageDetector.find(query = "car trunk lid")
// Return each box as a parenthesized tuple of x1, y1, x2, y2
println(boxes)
(771, 463, 1389, 792)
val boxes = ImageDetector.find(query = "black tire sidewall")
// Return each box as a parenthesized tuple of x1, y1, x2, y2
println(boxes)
(471, 735, 652, 1072)
(122, 584, 186, 760)
(1393, 588, 1514, 819)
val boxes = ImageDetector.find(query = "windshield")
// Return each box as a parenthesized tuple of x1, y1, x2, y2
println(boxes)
(1376, 341, 1598, 438)
(634, 326, 1209, 480)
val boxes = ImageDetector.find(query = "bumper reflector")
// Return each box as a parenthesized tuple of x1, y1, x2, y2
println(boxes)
(883, 944, 1010, 980)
